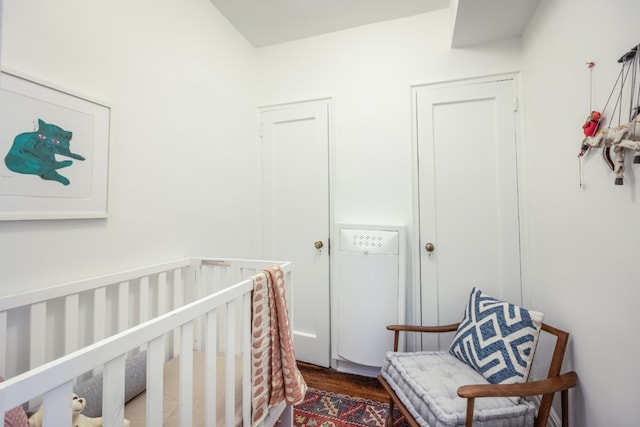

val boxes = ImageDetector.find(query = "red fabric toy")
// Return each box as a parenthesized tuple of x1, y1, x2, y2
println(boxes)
(583, 110, 601, 136)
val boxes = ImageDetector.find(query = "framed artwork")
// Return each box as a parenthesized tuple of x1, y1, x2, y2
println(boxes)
(0, 70, 110, 220)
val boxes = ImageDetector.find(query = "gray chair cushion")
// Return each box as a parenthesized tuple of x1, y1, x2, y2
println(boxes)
(380, 351, 535, 427)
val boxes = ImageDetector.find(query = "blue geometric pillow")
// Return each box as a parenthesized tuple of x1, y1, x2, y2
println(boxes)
(449, 287, 544, 386)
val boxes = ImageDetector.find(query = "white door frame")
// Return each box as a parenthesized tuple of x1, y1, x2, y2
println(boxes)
(409, 73, 529, 351)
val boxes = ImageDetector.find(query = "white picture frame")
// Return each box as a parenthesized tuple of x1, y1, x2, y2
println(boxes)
(0, 70, 110, 220)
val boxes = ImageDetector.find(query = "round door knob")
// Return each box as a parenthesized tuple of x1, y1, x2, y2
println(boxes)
(425, 242, 435, 252)
(314, 241, 324, 249)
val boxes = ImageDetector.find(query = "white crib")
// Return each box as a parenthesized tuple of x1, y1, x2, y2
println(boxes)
(0, 257, 296, 427)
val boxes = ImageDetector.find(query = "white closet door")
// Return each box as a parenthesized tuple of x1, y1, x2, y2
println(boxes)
(260, 100, 331, 366)
(416, 78, 522, 349)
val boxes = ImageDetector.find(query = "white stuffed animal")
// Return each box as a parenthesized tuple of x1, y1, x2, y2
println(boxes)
(28, 393, 130, 427)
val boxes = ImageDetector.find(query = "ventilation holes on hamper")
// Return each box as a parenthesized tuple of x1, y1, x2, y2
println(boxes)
(351, 234, 384, 247)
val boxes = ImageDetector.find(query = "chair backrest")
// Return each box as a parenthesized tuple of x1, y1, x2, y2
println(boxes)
(536, 323, 569, 427)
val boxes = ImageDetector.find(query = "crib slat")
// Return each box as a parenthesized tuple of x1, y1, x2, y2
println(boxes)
(201, 266, 212, 299)
(102, 354, 126, 427)
(193, 268, 208, 351)
(172, 270, 184, 355)
(204, 310, 217, 427)
(139, 277, 149, 323)
(42, 381, 73, 427)
(64, 294, 79, 354)
(30, 302, 46, 369)
(225, 299, 236, 427)
(117, 282, 129, 333)
(173, 269, 184, 311)
(158, 272, 167, 315)
(147, 337, 165, 427)
(0, 311, 7, 377)
(242, 292, 252, 427)
(180, 322, 194, 427)
(186, 262, 198, 304)
(93, 287, 106, 342)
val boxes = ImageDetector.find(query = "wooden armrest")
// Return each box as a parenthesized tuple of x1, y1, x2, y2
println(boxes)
(386, 323, 460, 333)
(386, 323, 460, 351)
(457, 371, 578, 399)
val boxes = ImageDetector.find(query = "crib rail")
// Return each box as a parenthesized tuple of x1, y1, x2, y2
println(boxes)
(0, 276, 253, 426)
(0, 258, 194, 378)
(0, 257, 293, 427)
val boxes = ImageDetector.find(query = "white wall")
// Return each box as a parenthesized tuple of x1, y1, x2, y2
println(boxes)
(257, 13, 521, 231)
(0, 0, 259, 294)
(2, 1, 637, 424)
(522, 0, 640, 425)
(257, 6, 640, 425)
(256, 10, 522, 323)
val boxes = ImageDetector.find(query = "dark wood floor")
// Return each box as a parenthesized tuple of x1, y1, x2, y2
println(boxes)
(296, 361, 389, 402)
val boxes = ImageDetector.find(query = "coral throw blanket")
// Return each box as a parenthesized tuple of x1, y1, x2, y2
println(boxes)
(251, 266, 307, 426)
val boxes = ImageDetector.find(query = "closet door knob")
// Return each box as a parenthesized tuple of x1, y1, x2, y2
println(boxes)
(314, 241, 324, 249)
(425, 242, 435, 252)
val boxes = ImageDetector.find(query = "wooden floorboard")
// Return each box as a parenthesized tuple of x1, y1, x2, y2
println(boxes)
(296, 361, 389, 402)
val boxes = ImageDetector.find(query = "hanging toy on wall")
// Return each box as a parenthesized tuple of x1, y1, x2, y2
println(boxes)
(582, 110, 601, 137)
(577, 61, 602, 187)
(579, 44, 640, 186)
(582, 62, 601, 139)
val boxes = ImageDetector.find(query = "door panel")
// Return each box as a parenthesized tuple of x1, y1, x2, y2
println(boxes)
(416, 79, 521, 349)
(261, 101, 331, 366)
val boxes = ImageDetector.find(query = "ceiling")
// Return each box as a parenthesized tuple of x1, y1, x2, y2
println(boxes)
(210, 0, 540, 48)
(210, 0, 449, 47)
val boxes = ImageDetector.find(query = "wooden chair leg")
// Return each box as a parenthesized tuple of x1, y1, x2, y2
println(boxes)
(561, 389, 569, 427)
(387, 398, 394, 426)
(465, 398, 475, 427)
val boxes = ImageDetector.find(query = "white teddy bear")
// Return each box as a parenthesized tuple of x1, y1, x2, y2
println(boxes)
(28, 393, 130, 427)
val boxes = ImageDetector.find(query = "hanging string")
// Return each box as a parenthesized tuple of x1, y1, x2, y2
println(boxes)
(630, 46, 640, 148)
(629, 48, 640, 133)
(587, 61, 595, 111)
(630, 55, 636, 120)
(614, 61, 633, 126)
(600, 65, 626, 124)
(578, 153, 583, 188)
(580, 62, 596, 188)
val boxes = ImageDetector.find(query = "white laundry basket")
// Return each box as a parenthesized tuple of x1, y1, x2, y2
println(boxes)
(332, 224, 406, 376)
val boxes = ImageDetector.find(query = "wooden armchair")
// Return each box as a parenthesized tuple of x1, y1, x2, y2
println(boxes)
(377, 322, 578, 427)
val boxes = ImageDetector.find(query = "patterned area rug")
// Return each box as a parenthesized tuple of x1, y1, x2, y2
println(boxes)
(294, 388, 409, 427)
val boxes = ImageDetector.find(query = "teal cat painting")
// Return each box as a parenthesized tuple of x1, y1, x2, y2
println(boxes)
(4, 119, 85, 186)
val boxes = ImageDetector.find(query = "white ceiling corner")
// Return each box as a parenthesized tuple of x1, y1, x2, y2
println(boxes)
(450, 0, 541, 47)
(209, 0, 540, 48)
(210, 0, 449, 47)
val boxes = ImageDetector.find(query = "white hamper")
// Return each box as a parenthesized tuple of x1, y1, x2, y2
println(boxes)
(332, 224, 406, 376)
